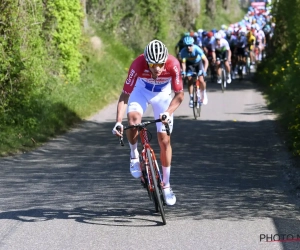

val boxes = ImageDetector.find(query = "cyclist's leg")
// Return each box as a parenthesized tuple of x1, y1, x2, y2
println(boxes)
(127, 87, 148, 147)
(126, 86, 150, 162)
(150, 92, 173, 184)
(126, 85, 149, 178)
(186, 63, 195, 107)
(216, 61, 221, 83)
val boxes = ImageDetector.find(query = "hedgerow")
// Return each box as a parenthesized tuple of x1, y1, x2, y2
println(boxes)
(256, 0, 300, 156)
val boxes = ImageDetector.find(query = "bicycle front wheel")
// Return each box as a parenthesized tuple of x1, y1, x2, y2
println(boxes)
(146, 148, 166, 225)
(193, 86, 201, 119)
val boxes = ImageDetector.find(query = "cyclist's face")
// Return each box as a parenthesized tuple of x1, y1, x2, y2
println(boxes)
(148, 63, 165, 78)
(186, 44, 193, 52)
(216, 39, 221, 45)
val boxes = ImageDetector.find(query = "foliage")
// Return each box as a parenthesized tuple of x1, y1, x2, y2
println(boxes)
(0, 0, 85, 155)
(86, 0, 245, 52)
(47, 0, 84, 83)
(201, 0, 247, 30)
(0, 0, 49, 130)
(256, 0, 300, 156)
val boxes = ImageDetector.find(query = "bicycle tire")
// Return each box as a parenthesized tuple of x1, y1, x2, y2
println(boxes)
(192, 86, 201, 119)
(146, 148, 166, 225)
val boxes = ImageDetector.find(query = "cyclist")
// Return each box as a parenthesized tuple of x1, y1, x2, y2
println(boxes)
(211, 32, 232, 84)
(180, 36, 209, 107)
(235, 28, 248, 75)
(112, 40, 184, 206)
(246, 30, 256, 66)
(225, 28, 237, 79)
(255, 26, 266, 62)
(175, 32, 190, 63)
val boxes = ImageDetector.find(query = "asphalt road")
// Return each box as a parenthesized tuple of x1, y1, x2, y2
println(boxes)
(1, 76, 300, 250)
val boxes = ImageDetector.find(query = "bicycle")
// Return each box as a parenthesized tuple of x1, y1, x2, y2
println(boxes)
(117, 116, 170, 225)
(191, 73, 202, 119)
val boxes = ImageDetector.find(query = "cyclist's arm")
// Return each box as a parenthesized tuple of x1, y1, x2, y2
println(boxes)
(227, 48, 232, 62)
(116, 92, 129, 123)
(212, 51, 216, 62)
(196, 46, 209, 72)
(165, 91, 184, 116)
(166, 58, 184, 116)
(202, 55, 209, 72)
(117, 56, 140, 122)
(181, 58, 186, 73)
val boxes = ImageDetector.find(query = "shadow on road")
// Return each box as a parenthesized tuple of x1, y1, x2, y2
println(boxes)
(0, 116, 300, 232)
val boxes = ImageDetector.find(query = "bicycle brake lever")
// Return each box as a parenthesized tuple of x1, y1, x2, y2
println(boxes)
(161, 115, 171, 136)
(116, 126, 124, 146)
(119, 135, 124, 146)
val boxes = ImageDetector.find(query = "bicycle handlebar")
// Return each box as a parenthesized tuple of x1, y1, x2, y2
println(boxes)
(116, 115, 170, 146)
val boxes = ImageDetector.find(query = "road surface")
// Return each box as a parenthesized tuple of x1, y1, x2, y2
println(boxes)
(0, 77, 300, 250)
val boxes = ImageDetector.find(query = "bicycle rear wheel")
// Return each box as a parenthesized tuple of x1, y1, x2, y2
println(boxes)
(146, 148, 166, 225)
(192, 86, 201, 119)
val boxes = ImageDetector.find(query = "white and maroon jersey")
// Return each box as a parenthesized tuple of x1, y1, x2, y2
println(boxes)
(123, 54, 183, 95)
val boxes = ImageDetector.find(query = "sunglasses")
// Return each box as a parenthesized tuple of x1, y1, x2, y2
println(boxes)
(148, 63, 165, 68)
(186, 45, 193, 48)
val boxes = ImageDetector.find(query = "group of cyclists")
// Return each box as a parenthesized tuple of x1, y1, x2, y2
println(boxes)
(175, 0, 275, 107)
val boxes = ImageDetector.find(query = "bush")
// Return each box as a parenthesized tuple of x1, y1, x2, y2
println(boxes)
(256, 0, 300, 156)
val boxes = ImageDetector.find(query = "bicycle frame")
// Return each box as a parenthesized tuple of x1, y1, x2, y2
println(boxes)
(191, 73, 201, 119)
(139, 127, 163, 193)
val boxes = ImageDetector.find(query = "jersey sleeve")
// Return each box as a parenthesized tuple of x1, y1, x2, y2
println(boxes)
(122, 56, 142, 94)
(180, 48, 186, 59)
(223, 39, 230, 50)
(168, 56, 183, 93)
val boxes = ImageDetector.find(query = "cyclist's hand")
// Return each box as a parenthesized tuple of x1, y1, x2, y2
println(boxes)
(181, 71, 186, 78)
(203, 71, 207, 77)
(160, 112, 171, 124)
(112, 122, 123, 136)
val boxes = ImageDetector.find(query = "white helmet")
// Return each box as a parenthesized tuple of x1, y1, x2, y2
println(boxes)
(221, 24, 227, 30)
(198, 29, 203, 34)
(144, 40, 168, 64)
(214, 32, 222, 40)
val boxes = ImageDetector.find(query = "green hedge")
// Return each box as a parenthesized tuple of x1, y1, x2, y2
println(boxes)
(256, 0, 300, 156)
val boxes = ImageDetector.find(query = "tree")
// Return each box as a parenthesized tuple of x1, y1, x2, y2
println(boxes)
(206, 0, 216, 18)
(222, 0, 229, 9)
